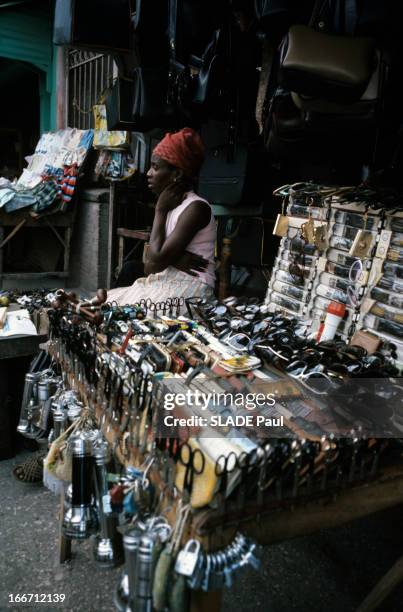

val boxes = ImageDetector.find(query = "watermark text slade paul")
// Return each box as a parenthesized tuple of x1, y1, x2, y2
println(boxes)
(163, 414, 284, 428)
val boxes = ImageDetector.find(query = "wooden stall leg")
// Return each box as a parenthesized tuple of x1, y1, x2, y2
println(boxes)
(218, 237, 231, 301)
(64, 227, 72, 276)
(58, 489, 71, 564)
(118, 235, 124, 274)
(356, 554, 403, 612)
(190, 589, 222, 612)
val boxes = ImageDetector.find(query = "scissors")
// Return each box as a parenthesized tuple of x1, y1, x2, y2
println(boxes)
(177, 442, 205, 501)
(148, 301, 160, 319)
(172, 297, 185, 317)
(215, 451, 239, 496)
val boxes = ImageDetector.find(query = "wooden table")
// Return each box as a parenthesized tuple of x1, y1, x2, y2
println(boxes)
(0, 333, 48, 360)
(0, 207, 74, 289)
(0, 305, 47, 458)
(0, 304, 47, 360)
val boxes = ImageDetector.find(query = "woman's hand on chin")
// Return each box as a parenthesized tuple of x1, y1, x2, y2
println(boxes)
(156, 183, 187, 213)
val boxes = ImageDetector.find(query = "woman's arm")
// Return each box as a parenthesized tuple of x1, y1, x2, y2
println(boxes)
(144, 199, 211, 275)
(144, 208, 168, 274)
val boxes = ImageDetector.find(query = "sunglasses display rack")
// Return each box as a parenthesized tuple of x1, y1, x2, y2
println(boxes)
(265, 184, 403, 343)
(360, 210, 403, 366)
(266, 189, 327, 318)
(310, 203, 383, 338)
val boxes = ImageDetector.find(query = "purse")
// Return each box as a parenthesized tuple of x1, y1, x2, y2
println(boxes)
(131, 67, 173, 131)
(167, 0, 194, 112)
(263, 0, 385, 162)
(280, 24, 376, 103)
(267, 44, 385, 160)
(105, 78, 137, 132)
(290, 48, 382, 114)
(53, 0, 132, 53)
(192, 29, 227, 109)
(129, 0, 190, 130)
(198, 121, 264, 207)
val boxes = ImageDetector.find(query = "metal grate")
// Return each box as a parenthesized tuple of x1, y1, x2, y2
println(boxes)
(67, 49, 116, 130)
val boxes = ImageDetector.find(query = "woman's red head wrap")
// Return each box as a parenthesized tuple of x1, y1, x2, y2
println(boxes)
(153, 127, 205, 177)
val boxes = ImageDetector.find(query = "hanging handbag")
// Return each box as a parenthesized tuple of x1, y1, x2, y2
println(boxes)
(167, 0, 193, 112)
(53, 0, 132, 53)
(279, 24, 376, 103)
(192, 30, 226, 108)
(263, 0, 385, 163)
(105, 78, 137, 132)
(131, 67, 174, 131)
(129, 0, 192, 131)
(198, 120, 265, 207)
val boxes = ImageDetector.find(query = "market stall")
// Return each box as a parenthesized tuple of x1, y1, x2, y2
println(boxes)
(8, 238, 403, 610)
(2, 0, 403, 610)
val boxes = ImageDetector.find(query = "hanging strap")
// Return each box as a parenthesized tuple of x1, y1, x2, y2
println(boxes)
(169, 0, 178, 62)
(255, 39, 275, 135)
(308, 0, 331, 28)
(309, 0, 358, 33)
(343, 0, 359, 34)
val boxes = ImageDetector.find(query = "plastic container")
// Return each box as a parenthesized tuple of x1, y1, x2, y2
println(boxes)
(319, 301, 346, 342)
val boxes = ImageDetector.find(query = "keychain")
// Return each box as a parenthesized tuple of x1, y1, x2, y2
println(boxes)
(314, 202, 329, 252)
(349, 211, 373, 259)
(273, 197, 289, 238)
(301, 198, 316, 245)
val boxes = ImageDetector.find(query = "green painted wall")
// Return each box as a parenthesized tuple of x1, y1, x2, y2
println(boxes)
(0, 5, 56, 132)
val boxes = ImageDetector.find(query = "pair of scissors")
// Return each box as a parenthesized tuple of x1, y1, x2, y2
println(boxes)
(177, 442, 205, 501)
(214, 451, 239, 508)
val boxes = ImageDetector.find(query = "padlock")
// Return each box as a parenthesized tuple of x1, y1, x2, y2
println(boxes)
(188, 552, 205, 590)
(174, 540, 201, 577)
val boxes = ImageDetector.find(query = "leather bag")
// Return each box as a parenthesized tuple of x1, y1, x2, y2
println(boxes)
(105, 78, 137, 131)
(131, 67, 173, 131)
(192, 30, 225, 107)
(198, 121, 264, 207)
(280, 24, 376, 103)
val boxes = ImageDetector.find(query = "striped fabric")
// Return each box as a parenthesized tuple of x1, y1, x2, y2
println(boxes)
(108, 267, 214, 314)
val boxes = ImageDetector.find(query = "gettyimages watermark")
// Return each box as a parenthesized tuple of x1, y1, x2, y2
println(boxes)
(154, 377, 403, 439)
(163, 390, 283, 429)
(163, 390, 277, 411)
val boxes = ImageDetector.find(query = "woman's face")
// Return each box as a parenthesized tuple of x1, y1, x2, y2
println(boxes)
(147, 155, 177, 195)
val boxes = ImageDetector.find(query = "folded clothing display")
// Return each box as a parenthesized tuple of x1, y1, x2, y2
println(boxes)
(0, 308, 38, 337)
(3, 180, 60, 215)
(0, 128, 94, 215)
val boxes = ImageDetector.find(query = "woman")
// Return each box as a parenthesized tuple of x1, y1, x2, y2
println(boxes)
(108, 127, 216, 309)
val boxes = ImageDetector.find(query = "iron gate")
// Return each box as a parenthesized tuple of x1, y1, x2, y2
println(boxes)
(67, 49, 116, 129)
